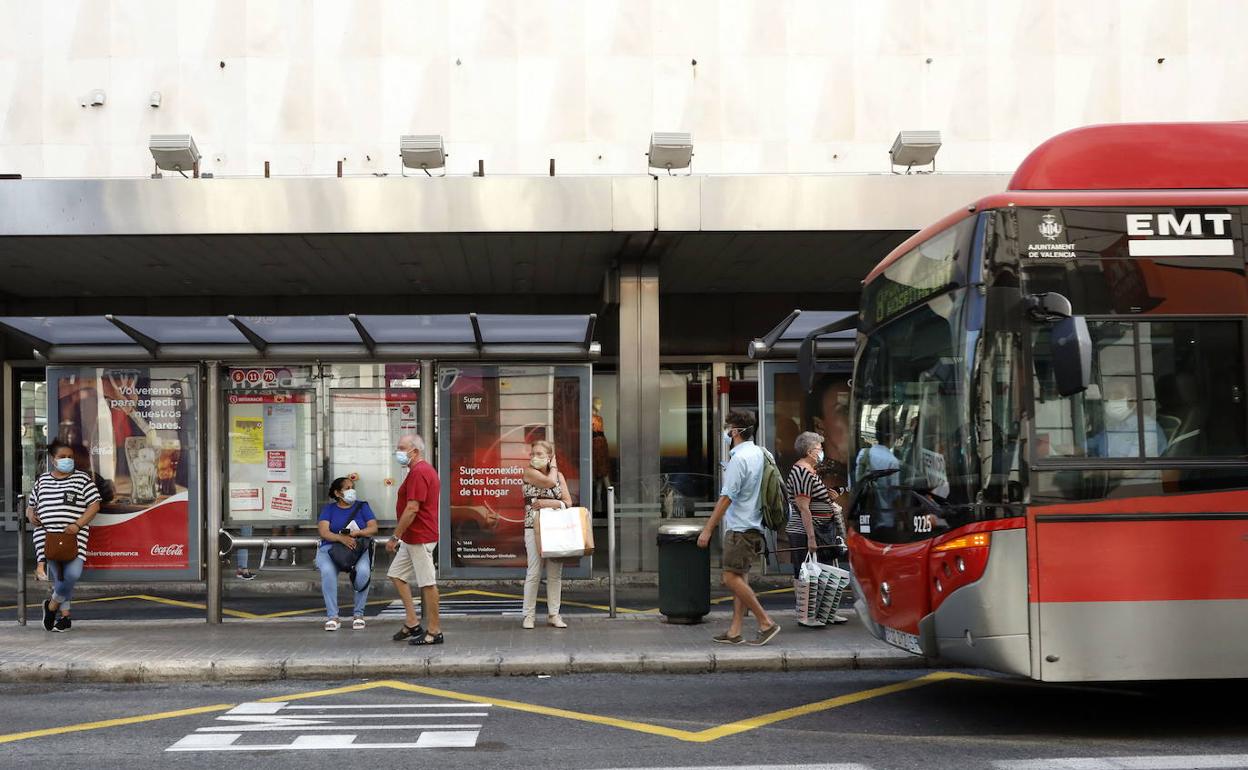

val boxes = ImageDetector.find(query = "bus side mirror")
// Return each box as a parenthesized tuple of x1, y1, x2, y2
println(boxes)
(1051, 316, 1092, 397)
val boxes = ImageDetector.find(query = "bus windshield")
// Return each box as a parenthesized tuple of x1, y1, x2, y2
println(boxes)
(851, 289, 974, 544)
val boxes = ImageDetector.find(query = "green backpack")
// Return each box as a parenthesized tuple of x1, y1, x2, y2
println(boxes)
(759, 451, 790, 531)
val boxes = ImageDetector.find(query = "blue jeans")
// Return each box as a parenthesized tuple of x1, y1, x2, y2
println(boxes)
(48, 558, 84, 612)
(236, 526, 254, 570)
(315, 544, 370, 620)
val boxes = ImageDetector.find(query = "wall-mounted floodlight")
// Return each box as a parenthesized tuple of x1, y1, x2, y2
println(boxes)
(149, 134, 201, 178)
(647, 132, 693, 175)
(890, 130, 941, 174)
(400, 135, 446, 177)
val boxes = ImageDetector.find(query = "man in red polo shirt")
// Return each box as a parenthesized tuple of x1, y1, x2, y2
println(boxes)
(385, 434, 443, 645)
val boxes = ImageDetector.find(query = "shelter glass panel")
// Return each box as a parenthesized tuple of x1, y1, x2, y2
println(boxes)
(225, 366, 317, 525)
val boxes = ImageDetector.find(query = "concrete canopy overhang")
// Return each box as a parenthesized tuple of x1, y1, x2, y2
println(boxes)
(0, 173, 1007, 302)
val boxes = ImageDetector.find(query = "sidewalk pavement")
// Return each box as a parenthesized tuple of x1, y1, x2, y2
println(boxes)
(0, 611, 926, 684)
(0, 572, 799, 598)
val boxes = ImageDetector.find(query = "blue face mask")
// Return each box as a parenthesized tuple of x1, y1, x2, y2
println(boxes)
(54, 457, 75, 474)
(395, 450, 411, 466)
(342, 488, 358, 504)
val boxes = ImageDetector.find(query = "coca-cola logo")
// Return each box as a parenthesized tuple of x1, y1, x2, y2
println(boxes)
(151, 543, 186, 557)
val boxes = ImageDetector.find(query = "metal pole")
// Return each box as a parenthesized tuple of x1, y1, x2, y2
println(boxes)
(607, 485, 616, 619)
(205, 361, 223, 624)
(420, 361, 435, 461)
(16, 496, 27, 626)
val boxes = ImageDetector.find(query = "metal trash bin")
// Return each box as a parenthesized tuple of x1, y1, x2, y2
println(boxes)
(657, 520, 711, 624)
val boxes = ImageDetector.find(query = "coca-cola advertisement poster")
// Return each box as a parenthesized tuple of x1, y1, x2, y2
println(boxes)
(437, 364, 592, 578)
(47, 365, 200, 580)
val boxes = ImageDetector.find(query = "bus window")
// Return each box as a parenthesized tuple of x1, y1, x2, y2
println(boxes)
(1142, 321, 1247, 458)
(1032, 321, 1144, 460)
(851, 291, 973, 543)
(1035, 320, 1248, 463)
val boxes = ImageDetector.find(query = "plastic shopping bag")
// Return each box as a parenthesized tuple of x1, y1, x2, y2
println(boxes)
(815, 560, 851, 624)
(794, 553, 825, 627)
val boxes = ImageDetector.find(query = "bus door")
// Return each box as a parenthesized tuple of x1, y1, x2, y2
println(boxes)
(850, 394, 945, 655)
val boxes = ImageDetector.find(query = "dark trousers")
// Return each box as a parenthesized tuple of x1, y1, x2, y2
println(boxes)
(788, 521, 839, 577)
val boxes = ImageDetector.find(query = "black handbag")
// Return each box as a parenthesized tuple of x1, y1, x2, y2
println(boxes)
(327, 503, 371, 572)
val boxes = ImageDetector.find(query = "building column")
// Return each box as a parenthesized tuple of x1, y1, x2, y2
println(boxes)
(617, 253, 660, 570)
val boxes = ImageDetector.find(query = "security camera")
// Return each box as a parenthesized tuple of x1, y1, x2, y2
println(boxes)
(149, 91, 162, 108)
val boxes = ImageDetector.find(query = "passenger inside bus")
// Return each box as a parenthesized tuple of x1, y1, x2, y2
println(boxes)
(1086, 378, 1168, 458)
(854, 407, 901, 539)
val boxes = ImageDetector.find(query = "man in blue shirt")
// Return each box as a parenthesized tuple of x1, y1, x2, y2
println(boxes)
(853, 407, 902, 539)
(698, 410, 780, 646)
(1087, 379, 1169, 458)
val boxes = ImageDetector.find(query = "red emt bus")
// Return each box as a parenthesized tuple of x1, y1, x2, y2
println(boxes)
(802, 122, 1248, 681)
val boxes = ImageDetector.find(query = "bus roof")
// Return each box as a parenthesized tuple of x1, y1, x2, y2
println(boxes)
(864, 122, 1248, 285)
(1008, 122, 1248, 191)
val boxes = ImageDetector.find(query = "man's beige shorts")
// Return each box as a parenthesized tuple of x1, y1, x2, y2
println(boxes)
(387, 541, 437, 588)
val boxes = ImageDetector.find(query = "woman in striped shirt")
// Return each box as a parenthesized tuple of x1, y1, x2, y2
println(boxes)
(25, 439, 101, 632)
(785, 431, 846, 573)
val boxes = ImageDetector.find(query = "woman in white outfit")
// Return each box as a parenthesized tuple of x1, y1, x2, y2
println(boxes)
(522, 440, 572, 629)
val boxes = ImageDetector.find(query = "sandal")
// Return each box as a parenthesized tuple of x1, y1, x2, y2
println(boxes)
(712, 632, 744, 645)
(392, 624, 423, 642)
(352, 617, 366, 630)
(324, 618, 341, 632)
(409, 631, 444, 646)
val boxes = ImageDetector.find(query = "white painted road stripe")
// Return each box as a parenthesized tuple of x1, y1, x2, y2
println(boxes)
(223, 713, 491, 719)
(286, 703, 492, 709)
(167, 731, 481, 751)
(1127, 238, 1234, 257)
(200, 724, 483, 733)
(994, 756, 1248, 769)
(593, 765, 873, 770)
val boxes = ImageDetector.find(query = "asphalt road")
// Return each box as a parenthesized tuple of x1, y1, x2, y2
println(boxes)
(1, 671, 1245, 769)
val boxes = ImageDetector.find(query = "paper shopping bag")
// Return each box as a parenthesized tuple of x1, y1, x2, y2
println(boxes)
(535, 507, 595, 559)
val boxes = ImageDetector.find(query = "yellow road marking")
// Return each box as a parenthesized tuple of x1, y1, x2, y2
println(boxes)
(130, 594, 259, 619)
(3, 586, 794, 619)
(378, 672, 983, 743)
(451, 588, 650, 614)
(0, 703, 234, 745)
(0, 671, 989, 746)
(0, 593, 257, 619)
(710, 586, 794, 605)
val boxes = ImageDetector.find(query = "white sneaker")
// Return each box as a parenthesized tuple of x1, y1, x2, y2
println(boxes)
(548, 614, 567, 629)
(324, 618, 340, 631)
(831, 614, 849, 624)
(522, 615, 535, 630)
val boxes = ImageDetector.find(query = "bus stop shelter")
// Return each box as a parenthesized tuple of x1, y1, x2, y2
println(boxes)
(1, 313, 599, 622)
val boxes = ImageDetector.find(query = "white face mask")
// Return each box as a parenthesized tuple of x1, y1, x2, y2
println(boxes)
(341, 488, 358, 504)
(1104, 399, 1133, 423)
(814, 450, 825, 464)
(395, 450, 411, 466)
